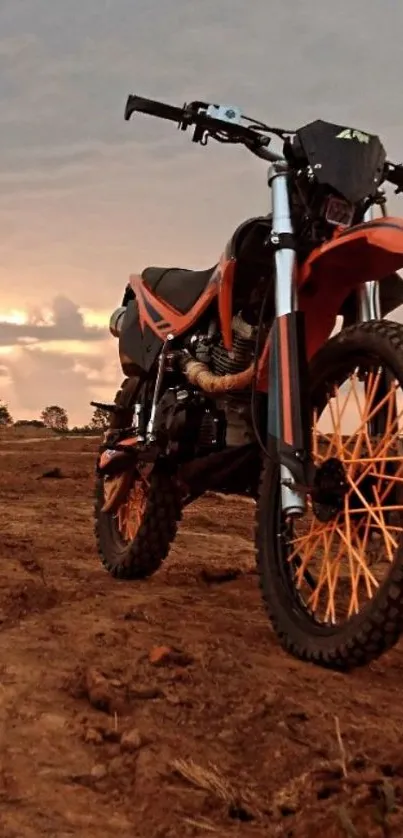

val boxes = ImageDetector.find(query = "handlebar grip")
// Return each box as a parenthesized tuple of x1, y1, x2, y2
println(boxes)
(124, 94, 184, 124)
(385, 162, 403, 190)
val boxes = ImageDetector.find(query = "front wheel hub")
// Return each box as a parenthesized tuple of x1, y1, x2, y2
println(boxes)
(311, 457, 348, 522)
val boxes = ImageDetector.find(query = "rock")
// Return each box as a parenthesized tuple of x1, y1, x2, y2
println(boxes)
(149, 645, 193, 668)
(38, 467, 65, 480)
(200, 567, 241, 585)
(84, 727, 103, 745)
(149, 645, 173, 666)
(120, 728, 142, 753)
(90, 763, 107, 780)
(85, 667, 113, 713)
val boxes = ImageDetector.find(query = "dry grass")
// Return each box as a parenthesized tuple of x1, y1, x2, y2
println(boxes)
(172, 758, 236, 804)
(171, 757, 258, 822)
(182, 816, 218, 832)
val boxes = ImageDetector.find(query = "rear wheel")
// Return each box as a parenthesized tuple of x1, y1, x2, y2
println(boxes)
(94, 378, 182, 579)
(256, 320, 403, 669)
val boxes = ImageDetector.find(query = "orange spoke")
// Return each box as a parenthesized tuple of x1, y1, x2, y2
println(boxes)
(376, 383, 397, 486)
(349, 505, 403, 514)
(350, 374, 376, 461)
(348, 371, 381, 479)
(320, 376, 357, 461)
(343, 379, 400, 451)
(324, 537, 345, 624)
(344, 496, 360, 616)
(290, 363, 403, 628)
(370, 472, 403, 484)
(327, 399, 345, 459)
(307, 519, 339, 612)
(372, 486, 394, 562)
(293, 531, 324, 586)
(346, 474, 397, 551)
(350, 514, 373, 600)
(335, 525, 379, 592)
(345, 419, 403, 498)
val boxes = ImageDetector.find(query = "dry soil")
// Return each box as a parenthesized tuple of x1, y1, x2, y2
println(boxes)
(1, 436, 403, 837)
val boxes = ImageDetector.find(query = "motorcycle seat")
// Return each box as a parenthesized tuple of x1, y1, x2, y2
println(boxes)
(141, 265, 217, 314)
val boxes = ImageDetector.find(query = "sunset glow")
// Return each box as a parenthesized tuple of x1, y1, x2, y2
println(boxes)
(0, 309, 28, 325)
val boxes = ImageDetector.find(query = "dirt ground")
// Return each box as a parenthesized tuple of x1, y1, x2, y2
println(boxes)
(1, 437, 403, 838)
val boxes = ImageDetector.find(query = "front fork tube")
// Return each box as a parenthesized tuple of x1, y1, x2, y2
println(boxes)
(268, 164, 311, 517)
(358, 204, 382, 322)
(359, 202, 395, 439)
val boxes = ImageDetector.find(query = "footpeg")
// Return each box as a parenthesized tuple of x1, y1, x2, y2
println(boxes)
(90, 400, 123, 414)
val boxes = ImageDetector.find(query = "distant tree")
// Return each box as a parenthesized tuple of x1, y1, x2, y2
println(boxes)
(90, 406, 109, 432)
(70, 424, 92, 434)
(0, 401, 12, 426)
(14, 419, 45, 428)
(40, 405, 69, 433)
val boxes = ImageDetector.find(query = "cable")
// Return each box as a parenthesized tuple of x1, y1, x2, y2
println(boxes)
(250, 278, 274, 458)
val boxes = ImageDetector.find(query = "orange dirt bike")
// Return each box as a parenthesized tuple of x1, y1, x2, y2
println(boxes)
(94, 93, 403, 670)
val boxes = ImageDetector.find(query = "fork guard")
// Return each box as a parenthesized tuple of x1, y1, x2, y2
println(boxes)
(268, 311, 314, 492)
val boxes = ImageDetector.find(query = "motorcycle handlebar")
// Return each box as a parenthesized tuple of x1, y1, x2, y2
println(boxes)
(124, 95, 185, 124)
(124, 94, 283, 162)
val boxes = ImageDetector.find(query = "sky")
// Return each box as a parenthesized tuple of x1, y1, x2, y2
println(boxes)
(1, 0, 403, 426)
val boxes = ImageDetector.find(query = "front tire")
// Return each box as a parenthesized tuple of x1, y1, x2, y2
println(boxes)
(256, 321, 403, 669)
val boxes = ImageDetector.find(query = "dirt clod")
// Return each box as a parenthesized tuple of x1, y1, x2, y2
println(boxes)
(85, 667, 114, 712)
(90, 763, 108, 781)
(120, 728, 142, 753)
(84, 727, 103, 745)
(149, 645, 193, 668)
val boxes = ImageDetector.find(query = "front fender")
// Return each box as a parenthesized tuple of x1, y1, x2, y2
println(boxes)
(298, 216, 403, 359)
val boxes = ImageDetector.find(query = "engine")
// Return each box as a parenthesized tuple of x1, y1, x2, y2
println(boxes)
(210, 313, 256, 376)
(182, 313, 256, 447)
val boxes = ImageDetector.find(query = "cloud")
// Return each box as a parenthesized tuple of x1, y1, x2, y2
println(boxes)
(1, 340, 120, 426)
(0, 296, 108, 347)
(1, 0, 403, 422)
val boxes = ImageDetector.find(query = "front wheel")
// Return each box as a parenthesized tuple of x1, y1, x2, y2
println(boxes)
(256, 320, 403, 669)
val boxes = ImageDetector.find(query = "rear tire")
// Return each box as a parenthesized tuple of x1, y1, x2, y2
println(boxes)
(255, 320, 403, 670)
(94, 469, 182, 579)
(94, 377, 182, 580)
